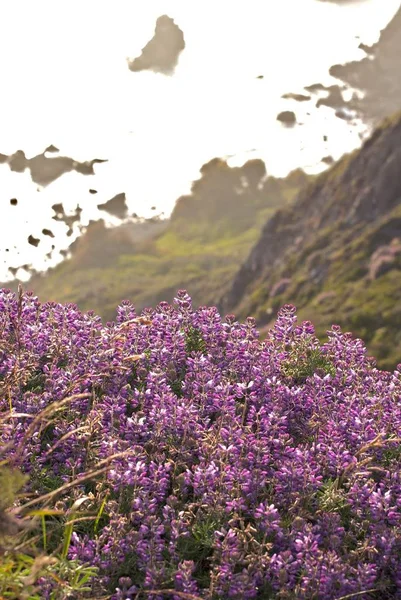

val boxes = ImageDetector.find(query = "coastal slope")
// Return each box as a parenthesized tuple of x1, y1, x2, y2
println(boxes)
(24, 160, 308, 320)
(220, 111, 401, 369)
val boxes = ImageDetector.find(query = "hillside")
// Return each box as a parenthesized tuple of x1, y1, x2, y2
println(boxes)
(25, 159, 309, 321)
(220, 111, 401, 370)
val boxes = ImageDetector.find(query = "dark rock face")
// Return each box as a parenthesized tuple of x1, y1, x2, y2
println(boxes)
(219, 112, 401, 365)
(277, 110, 297, 126)
(28, 235, 40, 247)
(98, 193, 128, 219)
(0, 148, 107, 186)
(328, 6, 401, 123)
(127, 15, 185, 75)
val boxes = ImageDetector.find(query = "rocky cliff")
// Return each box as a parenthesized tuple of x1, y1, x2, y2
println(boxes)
(220, 111, 401, 369)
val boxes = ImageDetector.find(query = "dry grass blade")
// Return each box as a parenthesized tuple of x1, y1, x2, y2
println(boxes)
(14, 450, 134, 514)
(335, 589, 381, 600)
(1, 393, 91, 459)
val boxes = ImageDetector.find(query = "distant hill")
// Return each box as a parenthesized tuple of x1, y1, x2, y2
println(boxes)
(220, 111, 401, 370)
(24, 159, 309, 321)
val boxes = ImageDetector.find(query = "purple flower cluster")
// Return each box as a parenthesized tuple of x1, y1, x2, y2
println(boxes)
(1, 288, 401, 599)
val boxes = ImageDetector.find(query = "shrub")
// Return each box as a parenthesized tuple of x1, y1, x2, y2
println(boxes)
(1, 288, 401, 599)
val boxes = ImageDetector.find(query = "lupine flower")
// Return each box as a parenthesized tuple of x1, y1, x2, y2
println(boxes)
(1, 289, 401, 598)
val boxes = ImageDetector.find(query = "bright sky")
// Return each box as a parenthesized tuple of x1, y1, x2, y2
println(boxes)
(0, 0, 400, 280)
(0, 0, 399, 156)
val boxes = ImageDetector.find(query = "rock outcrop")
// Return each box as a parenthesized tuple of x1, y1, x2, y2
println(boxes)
(127, 15, 185, 75)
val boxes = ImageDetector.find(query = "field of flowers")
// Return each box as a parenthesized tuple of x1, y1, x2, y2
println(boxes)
(0, 287, 401, 599)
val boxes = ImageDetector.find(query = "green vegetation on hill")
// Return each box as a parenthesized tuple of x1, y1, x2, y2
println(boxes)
(27, 159, 309, 322)
(222, 112, 401, 370)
